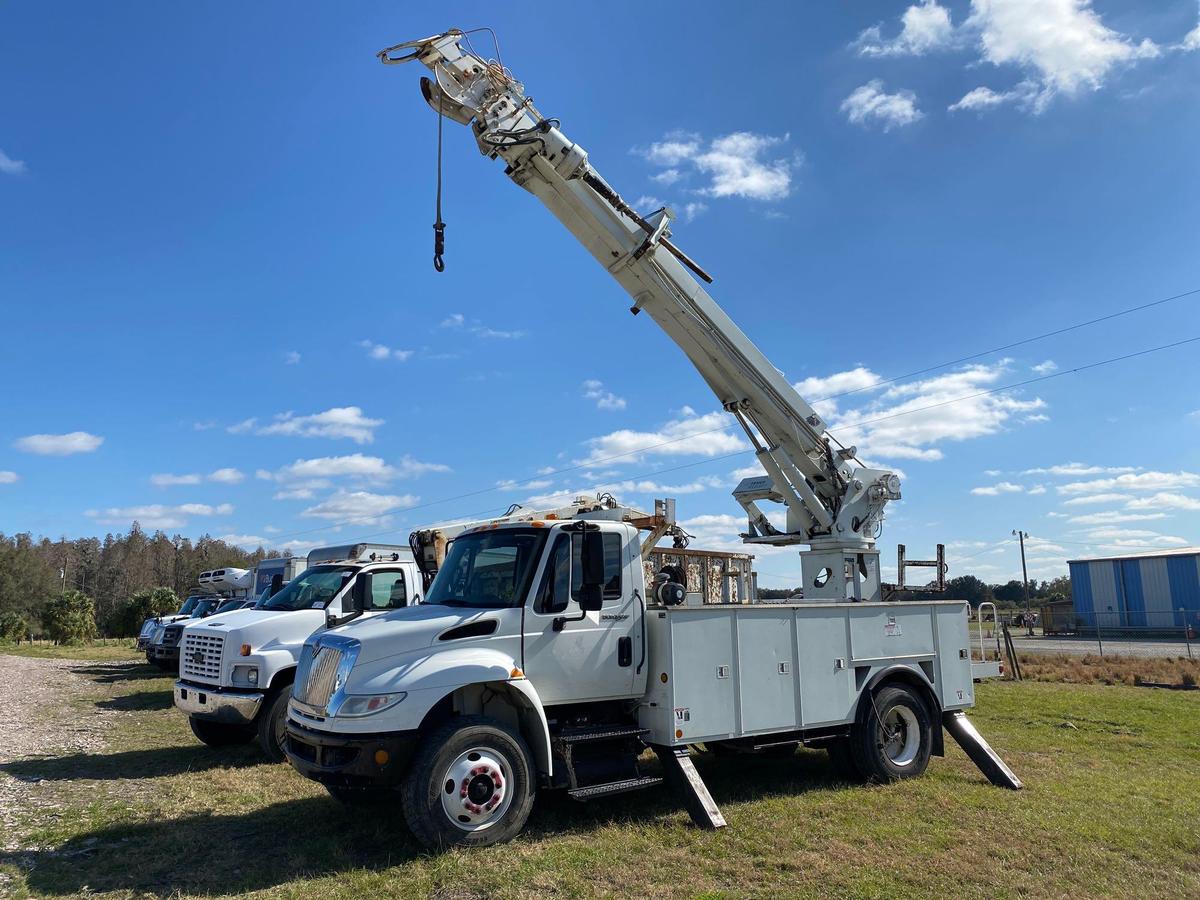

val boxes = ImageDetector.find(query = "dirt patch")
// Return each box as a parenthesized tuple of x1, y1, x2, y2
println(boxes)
(1017, 652, 1200, 687)
(0, 654, 132, 851)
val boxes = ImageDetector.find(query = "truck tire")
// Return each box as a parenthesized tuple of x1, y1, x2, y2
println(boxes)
(256, 688, 291, 762)
(849, 683, 933, 783)
(189, 717, 255, 747)
(401, 715, 536, 849)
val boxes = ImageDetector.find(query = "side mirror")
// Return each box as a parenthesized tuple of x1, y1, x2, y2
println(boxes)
(578, 528, 605, 612)
(269, 573, 284, 596)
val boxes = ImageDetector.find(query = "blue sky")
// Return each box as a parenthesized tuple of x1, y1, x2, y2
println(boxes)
(2, 1, 1199, 589)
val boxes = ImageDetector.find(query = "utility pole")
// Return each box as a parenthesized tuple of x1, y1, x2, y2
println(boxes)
(1012, 529, 1032, 636)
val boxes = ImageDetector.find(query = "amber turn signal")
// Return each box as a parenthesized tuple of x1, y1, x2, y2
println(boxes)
(240, 643, 251, 656)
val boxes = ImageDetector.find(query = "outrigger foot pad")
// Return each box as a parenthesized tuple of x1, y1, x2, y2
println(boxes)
(942, 710, 1023, 790)
(652, 745, 727, 829)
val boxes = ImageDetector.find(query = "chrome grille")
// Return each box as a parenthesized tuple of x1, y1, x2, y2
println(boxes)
(181, 633, 225, 683)
(295, 644, 343, 710)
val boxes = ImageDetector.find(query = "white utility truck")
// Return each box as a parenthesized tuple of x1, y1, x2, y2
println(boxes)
(174, 546, 416, 759)
(280, 29, 1021, 850)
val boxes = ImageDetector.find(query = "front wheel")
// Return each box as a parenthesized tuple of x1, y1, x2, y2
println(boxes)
(401, 715, 535, 849)
(257, 687, 292, 762)
(190, 716, 255, 747)
(849, 684, 933, 783)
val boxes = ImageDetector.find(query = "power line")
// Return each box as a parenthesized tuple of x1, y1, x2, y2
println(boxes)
(830, 335, 1200, 435)
(812, 285, 1200, 404)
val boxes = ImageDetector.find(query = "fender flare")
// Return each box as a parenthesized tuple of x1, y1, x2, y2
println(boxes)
(863, 663, 945, 757)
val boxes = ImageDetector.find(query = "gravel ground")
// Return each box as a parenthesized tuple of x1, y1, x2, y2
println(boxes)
(0, 654, 118, 853)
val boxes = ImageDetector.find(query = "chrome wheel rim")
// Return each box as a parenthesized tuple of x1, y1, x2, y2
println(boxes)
(880, 705, 920, 767)
(440, 746, 514, 832)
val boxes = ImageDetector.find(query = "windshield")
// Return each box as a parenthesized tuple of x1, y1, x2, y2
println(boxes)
(177, 597, 199, 615)
(215, 598, 244, 614)
(261, 565, 355, 612)
(192, 599, 218, 617)
(426, 528, 547, 609)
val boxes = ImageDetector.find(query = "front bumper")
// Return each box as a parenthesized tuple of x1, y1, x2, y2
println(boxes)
(174, 680, 264, 725)
(284, 719, 417, 788)
(153, 645, 180, 662)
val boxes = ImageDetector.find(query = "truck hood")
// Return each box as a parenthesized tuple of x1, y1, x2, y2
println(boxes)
(328, 604, 497, 665)
(184, 607, 326, 651)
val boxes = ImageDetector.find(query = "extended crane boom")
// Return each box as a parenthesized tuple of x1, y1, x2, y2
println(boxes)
(380, 30, 902, 601)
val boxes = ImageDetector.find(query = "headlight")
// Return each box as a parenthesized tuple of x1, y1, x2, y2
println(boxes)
(336, 692, 407, 717)
(232, 665, 260, 687)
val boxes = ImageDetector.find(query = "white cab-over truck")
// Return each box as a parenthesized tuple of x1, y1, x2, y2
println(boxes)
(174, 547, 415, 759)
(280, 29, 1023, 849)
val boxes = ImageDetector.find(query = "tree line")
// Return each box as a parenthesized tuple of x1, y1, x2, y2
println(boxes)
(757, 574, 1072, 606)
(0, 524, 285, 643)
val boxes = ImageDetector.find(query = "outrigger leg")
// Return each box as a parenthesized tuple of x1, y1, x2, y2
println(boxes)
(942, 711, 1023, 790)
(652, 745, 727, 829)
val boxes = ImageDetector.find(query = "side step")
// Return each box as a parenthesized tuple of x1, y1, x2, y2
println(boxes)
(567, 775, 663, 800)
(557, 725, 650, 744)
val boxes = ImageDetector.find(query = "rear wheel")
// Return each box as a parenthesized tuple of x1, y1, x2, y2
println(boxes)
(401, 715, 535, 849)
(189, 716, 255, 747)
(849, 684, 933, 783)
(256, 687, 292, 762)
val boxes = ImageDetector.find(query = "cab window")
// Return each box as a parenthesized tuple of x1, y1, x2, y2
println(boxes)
(367, 569, 409, 610)
(534, 532, 623, 614)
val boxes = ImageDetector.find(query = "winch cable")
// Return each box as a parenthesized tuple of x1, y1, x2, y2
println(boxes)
(432, 90, 446, 272)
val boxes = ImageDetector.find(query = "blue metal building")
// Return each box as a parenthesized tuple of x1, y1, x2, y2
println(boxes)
(1068, 547, 1200, 632)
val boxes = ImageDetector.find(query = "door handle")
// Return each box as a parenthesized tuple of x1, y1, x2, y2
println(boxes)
(618, 636, 632, 667)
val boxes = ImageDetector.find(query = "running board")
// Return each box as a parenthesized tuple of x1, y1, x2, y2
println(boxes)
(567, 775, 663, 800)
(942, 710, 1023, 790)
(651, 745, 726, 829)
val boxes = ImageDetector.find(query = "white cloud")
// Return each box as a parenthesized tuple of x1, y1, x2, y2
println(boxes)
(1062, 492, 1129, 506)
(208, 467, 245, 484)
(682, 202, 708, 222)
(151, 473, 202, 487)
(273, 487, 319, 501)
(634, 195, 662, 210)
(962, 0, 1160, 112)
(86, 502, 234, 530)
(1067, 510, 1169, 525)
(636, 131, 797, 202)
(439, 314, 525, 339)
(359, 340, 413, 362)
(579, 408, 746, 466)
(1022, 462, 1137, 477)
(496, 478, 554, 492)
(0, 471, 18, 484)
(441, 313, 465, 328)
(1183, 20, 1200, 51)
(853, 0, 956, 57)
(284, 351, 301, 365)
(841, 81, 924, 131)
(948, 81, 1041, 112)
(14, 431, 104, 456)
(217, 534, 270, 549)
(270, 453, 449, 485)
(970, 481, 1024, 496)
(582, 379, 627, 411)
(1058, 470, 1200, 496)
(1124, 492, 1200, 512)
(1031, 360, 1058, 374)
(1027, 484, 1047, 495)
(245, 407, 384, 444)
(0, 149, 26, 176)
(821, 361, 1044, 464)
(300, 490, 418, 522)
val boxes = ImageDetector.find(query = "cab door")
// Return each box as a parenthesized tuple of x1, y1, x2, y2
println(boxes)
(523, 525, 639, 705)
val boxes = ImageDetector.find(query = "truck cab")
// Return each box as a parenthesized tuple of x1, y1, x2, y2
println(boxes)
(284, 513, 985, 849)
(137, 595, 203, 656)
(173, 544, 418, 760)
(149, 596, 222, 670)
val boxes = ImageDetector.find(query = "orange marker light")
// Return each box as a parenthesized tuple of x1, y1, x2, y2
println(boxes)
(510, 667, 524, 679)
(374, 749, 390, 766)
(240, 643, 251, 656)
(675, 729, 684, 739)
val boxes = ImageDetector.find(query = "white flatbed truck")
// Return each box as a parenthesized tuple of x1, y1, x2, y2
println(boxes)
(280, 28, 1021, 849)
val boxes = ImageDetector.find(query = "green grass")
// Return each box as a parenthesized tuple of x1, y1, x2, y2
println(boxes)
(1, 639, 139, 661)
(1, 653, 1198, 899)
